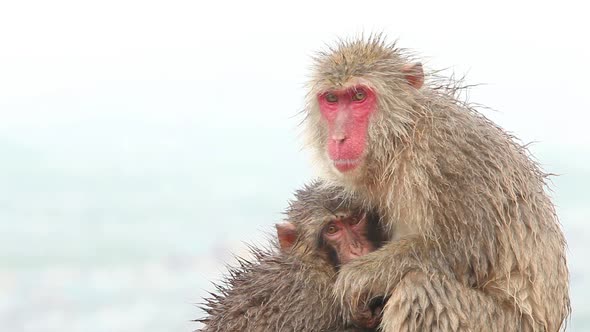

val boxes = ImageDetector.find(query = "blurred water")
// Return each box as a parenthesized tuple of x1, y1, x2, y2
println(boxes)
(0, 109, 313, 331)
(0, 114, 588, 331)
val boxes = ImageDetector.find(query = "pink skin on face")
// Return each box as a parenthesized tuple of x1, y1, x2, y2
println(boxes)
(323, 215, 374, 264)
(317, 86, 377, 173)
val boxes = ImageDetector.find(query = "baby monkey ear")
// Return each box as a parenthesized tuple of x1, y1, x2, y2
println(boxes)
(401, 62, 424, 89)
(276, 222, 297, 251)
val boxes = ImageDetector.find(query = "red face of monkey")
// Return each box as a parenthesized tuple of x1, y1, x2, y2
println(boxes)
(276, 213, 376, 266)
(321, 214, 375, 265)
(314, 63, 424, 174)
(317, 86, 378, 173)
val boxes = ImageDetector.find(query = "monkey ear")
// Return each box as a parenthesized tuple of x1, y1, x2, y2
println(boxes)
(276, 222, 297, 251)
(401, 62, 424, 89)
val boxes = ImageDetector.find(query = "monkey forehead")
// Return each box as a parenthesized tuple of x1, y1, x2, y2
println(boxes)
(292, 209, 353, 227)
(315, 78, 375, 95)
(287, 198, 364, 224)
(310, 36, 406, 90)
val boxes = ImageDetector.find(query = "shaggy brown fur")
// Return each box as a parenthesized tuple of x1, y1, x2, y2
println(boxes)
(304, 35, 570, 331)
(198, 182, 376, 332)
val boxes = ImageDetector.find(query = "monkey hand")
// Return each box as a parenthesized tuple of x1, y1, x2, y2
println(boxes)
(334, 254, 391, 328)
(350, 298, 384, 329)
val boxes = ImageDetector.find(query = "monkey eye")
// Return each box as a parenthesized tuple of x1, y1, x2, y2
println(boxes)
(325, 93, 338, 103)
(325, 223, 339, 235)
(351, 90, 366, 102)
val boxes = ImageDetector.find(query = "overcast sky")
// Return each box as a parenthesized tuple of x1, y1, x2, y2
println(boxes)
(0, 0, 589, 150)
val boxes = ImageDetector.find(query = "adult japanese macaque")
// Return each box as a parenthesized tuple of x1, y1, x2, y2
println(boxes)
(198, 182, 385, 332)
(303, 36, 570, 331)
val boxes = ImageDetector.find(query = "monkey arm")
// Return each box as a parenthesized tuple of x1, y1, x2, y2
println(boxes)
(379, 270, 524, 332)
(333, 234, 542, 331)
(334, 233, 495, 324)
(333, 235, 437, 318)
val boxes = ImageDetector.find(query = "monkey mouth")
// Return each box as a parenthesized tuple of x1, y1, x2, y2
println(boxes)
(333, 158, 362, 172)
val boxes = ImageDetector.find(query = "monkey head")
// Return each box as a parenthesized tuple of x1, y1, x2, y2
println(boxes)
(304, 36, 424, 183)
(276, 211, 379, 268)
(276, 182, 385, 268)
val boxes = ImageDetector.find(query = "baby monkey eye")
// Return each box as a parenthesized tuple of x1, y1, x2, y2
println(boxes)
(325, 93, 338, 103)
(352, 90, 366, 101)
(325, 224, 339, 235)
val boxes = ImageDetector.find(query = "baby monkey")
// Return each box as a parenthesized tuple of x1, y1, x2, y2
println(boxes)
(277, 183, 387, 329)
(278, 211, 377, 266)
(199, 182, 385, 331)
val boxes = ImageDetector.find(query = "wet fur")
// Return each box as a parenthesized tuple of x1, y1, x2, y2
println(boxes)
(304, 35, 570, 331)
(198, 182, 376, 332)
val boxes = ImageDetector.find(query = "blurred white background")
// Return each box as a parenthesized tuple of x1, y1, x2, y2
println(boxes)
(0, 0, 588, 331)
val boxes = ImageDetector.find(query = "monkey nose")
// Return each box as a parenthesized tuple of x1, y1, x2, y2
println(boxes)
(331, 134, 347, 142)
